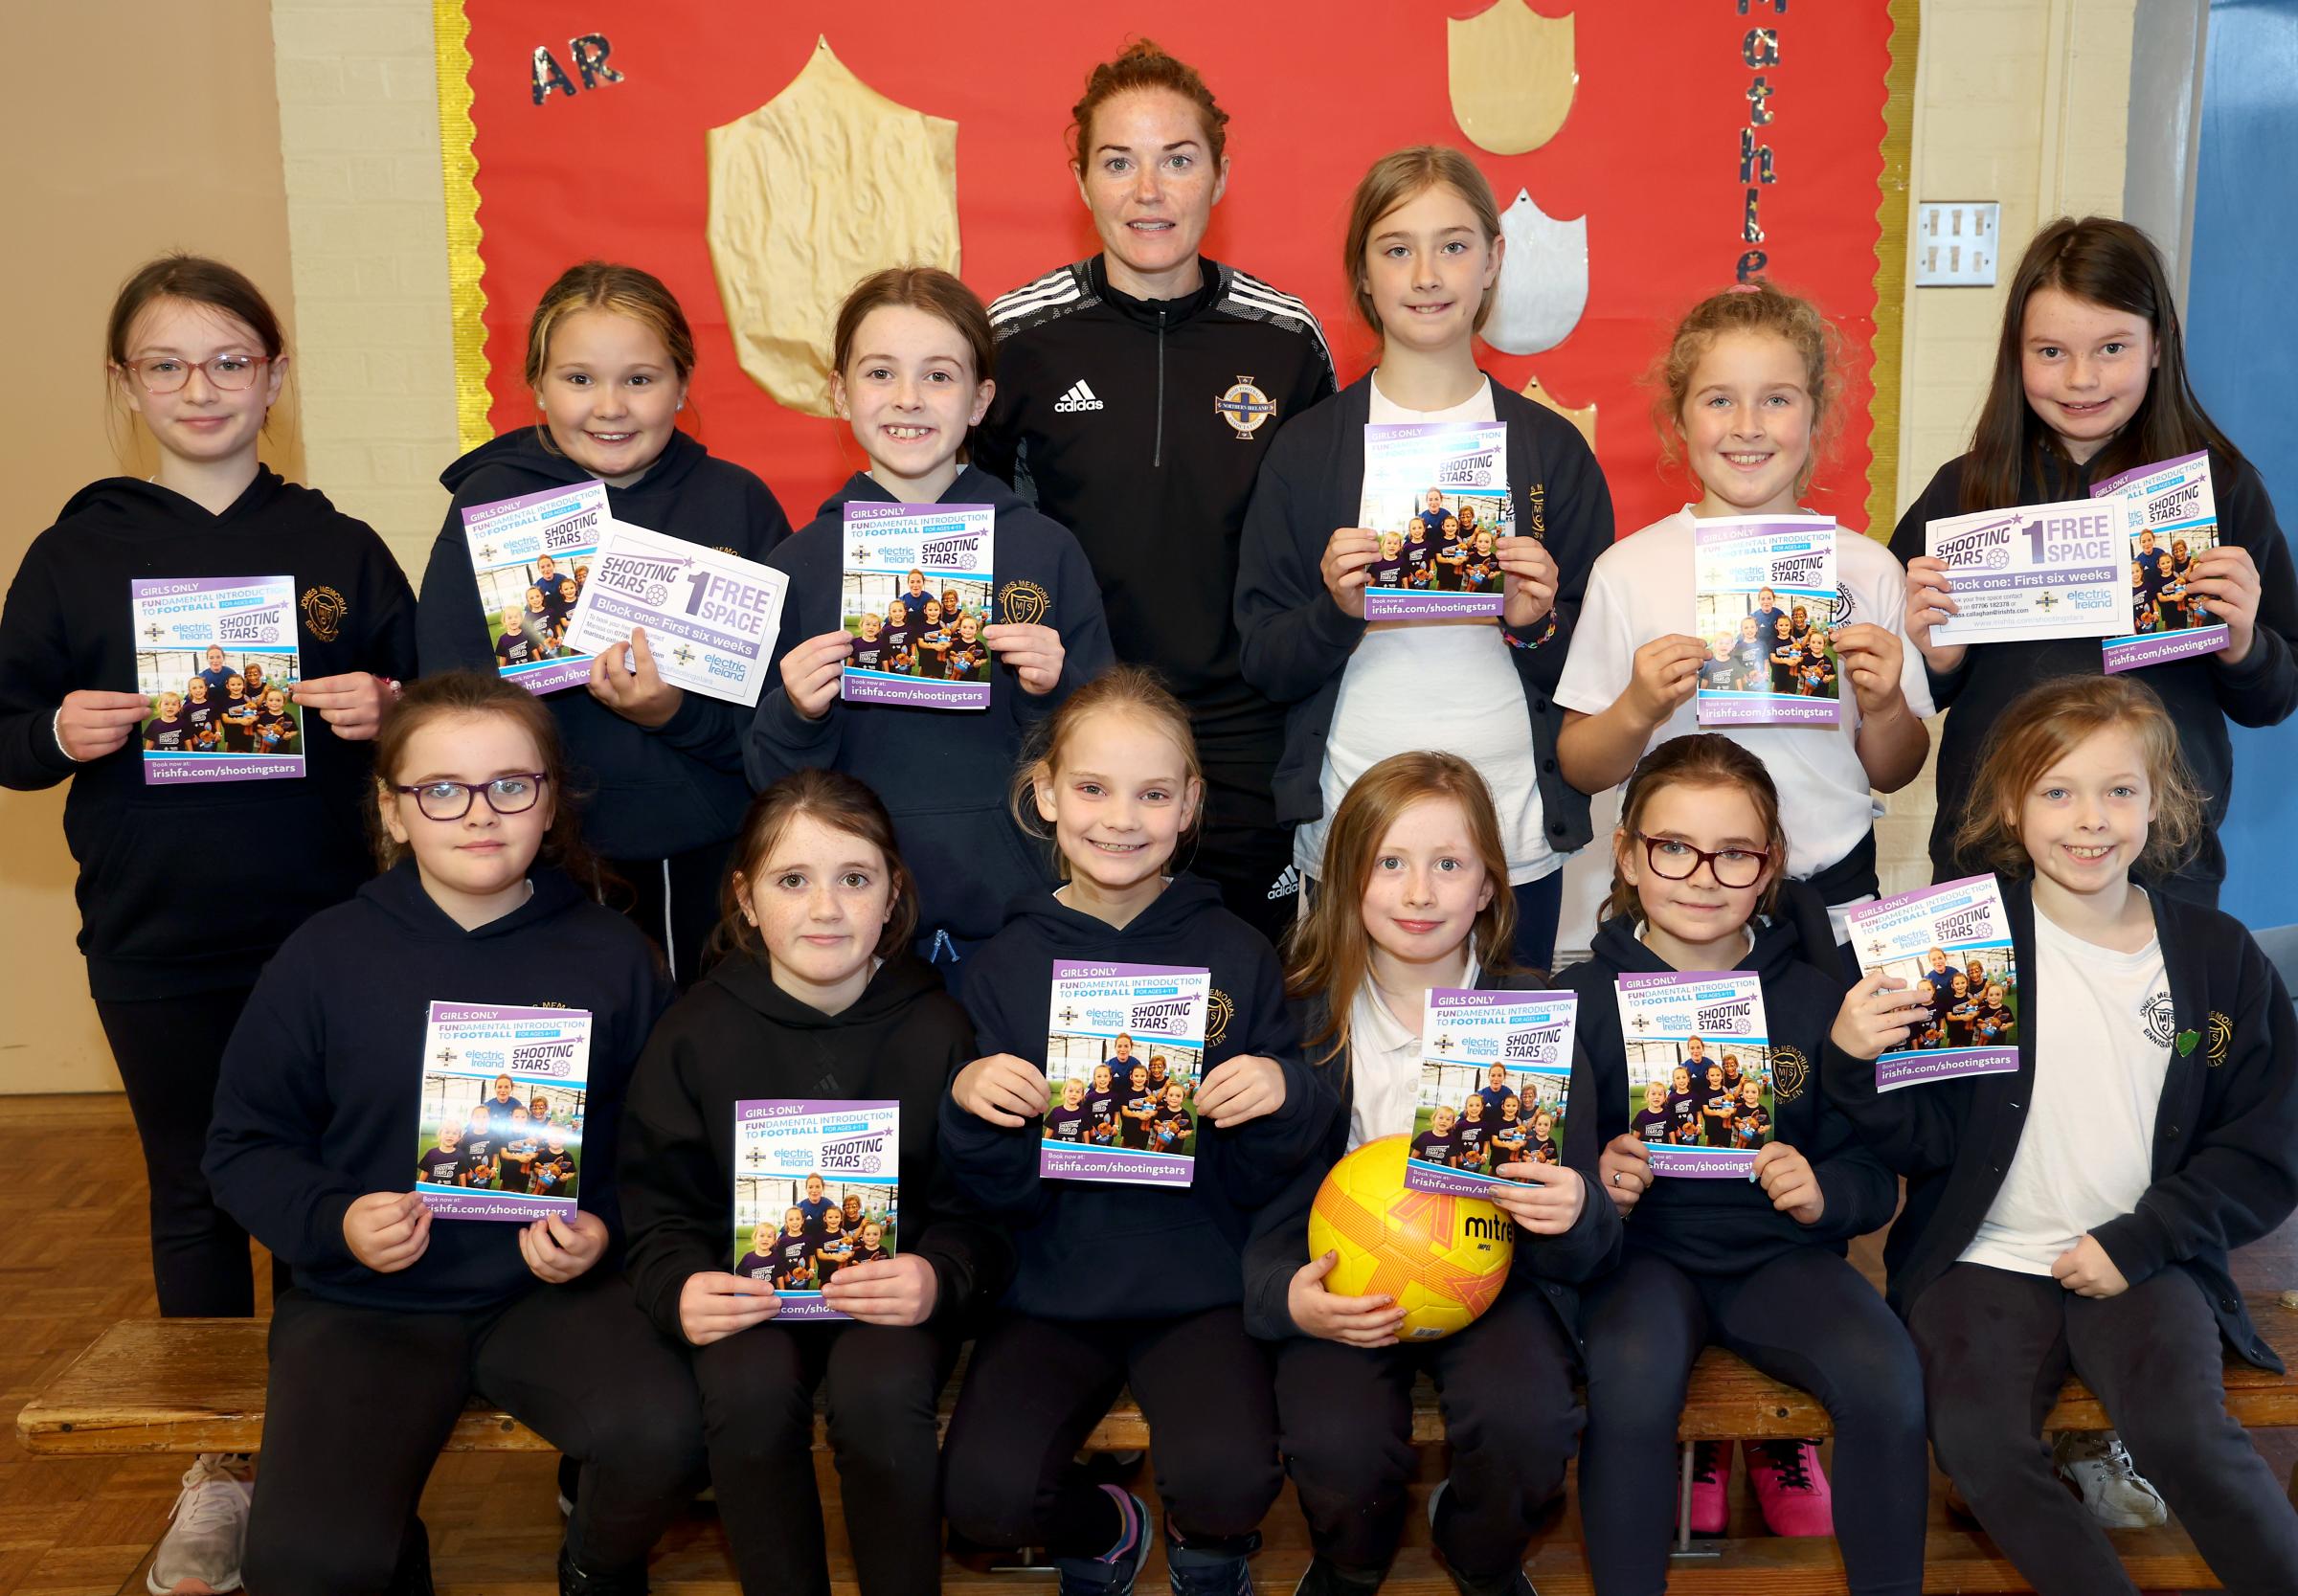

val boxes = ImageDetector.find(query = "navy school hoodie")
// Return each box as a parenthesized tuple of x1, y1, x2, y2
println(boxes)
(935, 875, 1334, 1321)
(745, 467, 1115, 943)
(1821, 877, 2298, 1371)
(1231, 372, 1614, 856)
(1555, 887, 1900, 1278)
(1242, 968, 1623, 1347)
(417, 428, 793, 862)
(0, 470, 417, 1000)
(619, 950, 1015, 1340)
(1889, 448, 2298, 899)
(203, 859, 671, 1313)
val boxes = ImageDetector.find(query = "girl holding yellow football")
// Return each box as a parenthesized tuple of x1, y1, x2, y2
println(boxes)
(1243, 752, 1620, 1596)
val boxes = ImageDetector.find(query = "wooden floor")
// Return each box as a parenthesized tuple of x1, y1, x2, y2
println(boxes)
(1, 1092, 2293, 1595)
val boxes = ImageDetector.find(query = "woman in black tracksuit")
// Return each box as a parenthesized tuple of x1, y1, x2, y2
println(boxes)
(976, 42, 1336, 943)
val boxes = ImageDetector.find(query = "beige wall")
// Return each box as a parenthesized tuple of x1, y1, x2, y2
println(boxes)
(0, 6, 304, 1091)
(0, 0, 2149, 1084)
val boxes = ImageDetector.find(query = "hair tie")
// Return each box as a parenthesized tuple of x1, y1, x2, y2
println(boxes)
(1724, 282, 1765, 294)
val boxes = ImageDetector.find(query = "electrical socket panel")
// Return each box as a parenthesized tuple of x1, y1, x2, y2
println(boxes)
(1914, 202, 2000, 286)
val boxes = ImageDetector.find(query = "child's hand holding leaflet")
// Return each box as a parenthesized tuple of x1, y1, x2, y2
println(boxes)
(1320, 528, 1382, 618)
(980, 622, 1065, 696)
(1195, 1054, 1287, 1127)
(820, 1252, 937, 1326)
(1750, 1143, 1825, 1225)
(953, 1053, 1050, 1127)
(343, 1191, 432, 1273)
(1485, 1159, 1586, 1233)
(585, 625, 685, 728)
(1495, 533, 1560, 630)
(680, 1271, 779, 1345)
(518, 1211, 607, 1284)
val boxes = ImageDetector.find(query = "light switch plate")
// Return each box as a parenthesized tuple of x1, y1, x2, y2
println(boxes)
(1914, 202, 2000, 286)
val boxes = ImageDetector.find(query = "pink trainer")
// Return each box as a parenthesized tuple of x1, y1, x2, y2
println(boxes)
(1677, 1440, 1729, 1537)
(1745, 1439, 1835, 1537)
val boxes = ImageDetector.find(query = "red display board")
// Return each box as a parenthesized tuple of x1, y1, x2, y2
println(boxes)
(438, 1, 1912, 536)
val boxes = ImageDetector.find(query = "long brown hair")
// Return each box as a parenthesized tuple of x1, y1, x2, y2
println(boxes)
(1341, 146, 1503, 336)
(1070, 40, 1229, 170)
(1960, 217, 2242, 512)
(1286, 753, 1519, 1068)
(370, 671, 598, 886)
(708, 770, 918, 968)
(1012, 665, 1203, 879)
(1603, 736, 1787, 922)
(1951, 675, 2205, 881)
(1648, 280, 1843, 495)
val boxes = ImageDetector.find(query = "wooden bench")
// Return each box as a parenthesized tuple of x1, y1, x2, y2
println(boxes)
(22, 1298, 2298, 1593)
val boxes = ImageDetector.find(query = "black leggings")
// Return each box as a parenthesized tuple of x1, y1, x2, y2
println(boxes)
(1913, 1261, 2298, 1596)
(605, 835, 732, 990)
(941, 1306, 1284, 1557)
(243, 1276, 705, 1595)
(692, 1317, 958, 1596)
(1275, 1286, 1581, 1583)
(1193, 756, 1297, 948)
(1578, 1247, 1927, 1596)
(98, 986, 282, 1317)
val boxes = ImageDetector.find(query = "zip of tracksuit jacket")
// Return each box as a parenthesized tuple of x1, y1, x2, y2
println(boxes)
(936, 875, 1335, 1321)
(977, 256, 1337, 755)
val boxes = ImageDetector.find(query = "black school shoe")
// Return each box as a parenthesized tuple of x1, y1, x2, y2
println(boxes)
(387, 1518, 435, 1596)
(1291, 1558, 1386, 1595)
(557, 1543, 649, 1595)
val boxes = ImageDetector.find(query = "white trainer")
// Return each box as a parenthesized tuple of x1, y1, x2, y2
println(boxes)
(2053, 1430, 2169, 1529)
(147, 1453, 253, 1595)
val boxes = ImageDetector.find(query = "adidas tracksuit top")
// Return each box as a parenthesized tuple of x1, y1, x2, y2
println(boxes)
(975, 256, 1336, 753)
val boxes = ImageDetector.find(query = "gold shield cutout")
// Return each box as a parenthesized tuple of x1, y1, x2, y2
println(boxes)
(1521, 375, 1596, 453)
(1448, 1, 1578, 156)
(705, 39, 961, 418)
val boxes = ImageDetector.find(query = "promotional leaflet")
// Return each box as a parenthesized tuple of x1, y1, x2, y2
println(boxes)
(1357, 421, 1513, 619)
(839, 502, 996, 708)
(2092, 451, 2231, 673)
(1691, 516, 1841, 726)
(414, 1003, 591, 1221)
(1405, 989, 1576, 1197)
(130, 575, 303, 784)
(1612, 971, 1773, 1178)
(1844, 874, 2020, 1090)
(732, 1099, 900, 1321)
(1041, 960, 1209, 1187)
(1923, 498, 2126, 644)
(459, 480, 609, 694)
(560, 519, 789, 707)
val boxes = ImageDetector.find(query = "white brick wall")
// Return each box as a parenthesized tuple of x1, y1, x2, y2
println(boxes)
(270, 0, 460, 579)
